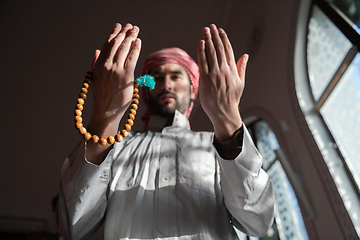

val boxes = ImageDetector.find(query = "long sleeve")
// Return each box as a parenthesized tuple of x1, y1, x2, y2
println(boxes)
(57, 111, 275, 239)
(216, 126, 275, 237)
(58, 141, 113, 240)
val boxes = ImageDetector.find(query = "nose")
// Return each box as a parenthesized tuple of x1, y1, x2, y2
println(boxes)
(163, 74, 173, 91)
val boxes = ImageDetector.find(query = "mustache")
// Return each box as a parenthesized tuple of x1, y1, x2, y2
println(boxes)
(156, 90, 177, 100)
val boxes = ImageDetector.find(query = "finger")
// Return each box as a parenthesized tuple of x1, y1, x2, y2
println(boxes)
(209, 24, 227, 67)
(114, 26, 140, 66)
(124, 38, 142, 73)
(106, 23, 133, 63)
(107, 23, 122, 42)
(218, 28, 236, 68)
(91, 49, 101, 70)
(197, 39, 209, 75)
(203, 27, 218, 71)
(97, 23, 122, 64)
(236, 54, 249, 82)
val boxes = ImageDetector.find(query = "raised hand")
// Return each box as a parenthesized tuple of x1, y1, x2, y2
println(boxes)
(88, 23, 141, 134)
(86, 23, 141, 164)
(197, 24, 248, 142)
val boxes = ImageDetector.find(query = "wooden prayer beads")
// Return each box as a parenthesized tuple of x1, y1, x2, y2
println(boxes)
(74, 71, 140, 145)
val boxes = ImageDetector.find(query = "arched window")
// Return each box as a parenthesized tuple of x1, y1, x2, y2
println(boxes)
(235, 120, 310, 240)
(307, 2, 360, 188)
(295, 0, 360, 235)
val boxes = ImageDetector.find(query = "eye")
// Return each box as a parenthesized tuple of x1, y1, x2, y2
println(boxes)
(171, 74, 181, 80)
(153, 75, 164, 82)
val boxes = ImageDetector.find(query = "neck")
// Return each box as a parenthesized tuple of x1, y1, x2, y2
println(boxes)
(166, 116, 174, 126)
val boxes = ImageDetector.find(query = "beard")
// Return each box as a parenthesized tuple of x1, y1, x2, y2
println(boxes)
(148, 90, 191, 118)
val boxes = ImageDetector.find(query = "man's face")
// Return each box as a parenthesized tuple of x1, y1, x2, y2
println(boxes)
(147, 63, 195, 118)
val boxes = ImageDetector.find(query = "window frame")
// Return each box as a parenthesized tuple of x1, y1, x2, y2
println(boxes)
(294, 0, 360, 235)
(307, 0, 360, 196)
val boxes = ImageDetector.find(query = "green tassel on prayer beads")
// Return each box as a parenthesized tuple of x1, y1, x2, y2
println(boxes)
(136, 75, 156, 90)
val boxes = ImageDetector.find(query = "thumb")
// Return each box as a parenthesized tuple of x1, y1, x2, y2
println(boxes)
(236, 54, 249, 81)
(91, 49, 101, 70)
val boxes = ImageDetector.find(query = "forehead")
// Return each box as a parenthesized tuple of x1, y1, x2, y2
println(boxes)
(150, 63, 187, 75)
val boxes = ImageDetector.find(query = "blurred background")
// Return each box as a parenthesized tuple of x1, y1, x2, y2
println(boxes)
(0, 0, 359, 239)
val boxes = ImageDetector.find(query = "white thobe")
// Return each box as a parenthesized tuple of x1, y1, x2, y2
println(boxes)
(58, 111, 275, 240)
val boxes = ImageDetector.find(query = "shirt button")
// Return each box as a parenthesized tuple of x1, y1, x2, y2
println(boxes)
(164, 176, 171, 181)
(165, 154, 169, 158)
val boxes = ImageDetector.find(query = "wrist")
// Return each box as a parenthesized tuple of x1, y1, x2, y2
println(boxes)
(212, 114, 242, 142)
(87, 114, 122, 138)
(213, 127, 244, 150)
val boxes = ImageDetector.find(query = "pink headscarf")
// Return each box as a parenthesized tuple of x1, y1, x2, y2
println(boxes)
(141, 48, 199, 128)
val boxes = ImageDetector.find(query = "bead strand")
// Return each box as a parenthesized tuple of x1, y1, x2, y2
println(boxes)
(74, 71, 140, 145)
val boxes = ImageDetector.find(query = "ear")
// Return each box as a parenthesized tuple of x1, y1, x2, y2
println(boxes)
(190, 84, 196, 101)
